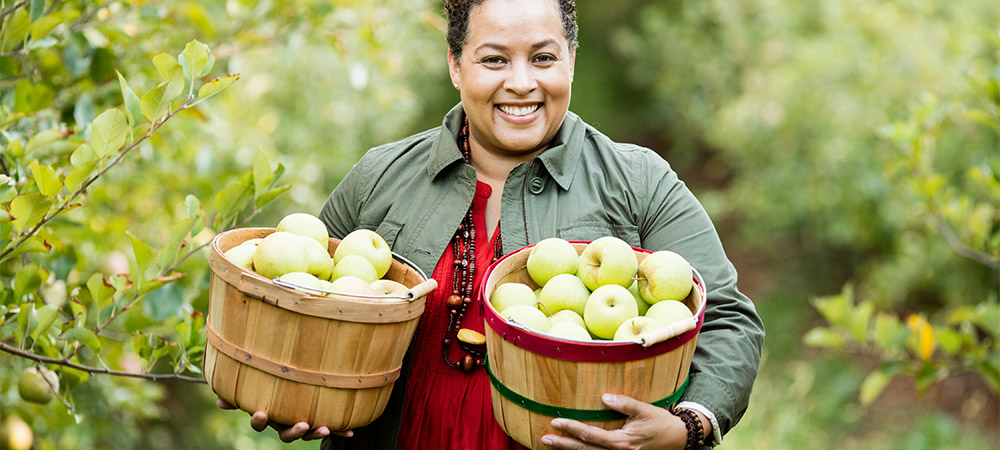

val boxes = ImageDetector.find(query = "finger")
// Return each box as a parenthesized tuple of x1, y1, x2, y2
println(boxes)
(539, 432, 601, 450)
(250, 411, 269, 432)
(278, 422, 310, 443)
(302, 426, 332, 441)
(330, 429, 354, 438)
(549, 418, 618, 448)
(216, 398, 236, 410)
(601, 393, 658, 418)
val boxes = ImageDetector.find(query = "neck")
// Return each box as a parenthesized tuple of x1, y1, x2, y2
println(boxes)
(468, 142, 545, 183)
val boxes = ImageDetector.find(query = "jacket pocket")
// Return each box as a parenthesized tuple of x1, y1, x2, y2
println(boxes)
(556, 222, 641, 248)
(373, 219, 404, 251)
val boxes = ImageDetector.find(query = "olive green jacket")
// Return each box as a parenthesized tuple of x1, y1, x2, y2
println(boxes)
(319, 104, 764, 449)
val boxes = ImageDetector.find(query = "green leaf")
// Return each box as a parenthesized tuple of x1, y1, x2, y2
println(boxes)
(25, 128, 63, 155)
(934, 327, 962, 355)
(14, 264, 43, 299)
(116, 71, 144, 129)
(86, 273, 115, 310)
(1, 9, 30, 50)
(859, 368, 894, 407)
(9, 191, 52, 233)
(0, 236, 50, 264)
(29, 0, 45, 22)
(873, 312, 904, 352)
(157, 217, 195, 269)
(803, 327, 845, 348)
(127, 231, 156, 278)
(18, 302, 37, 337)
(213, 179, 252, 221)
(152, 53, 186, 102)
(184, 195, 204, 236)
(61, 326, 101, 351)
(138, 272, 184, 296)
(196, 73, 238, 102)
(814, 285, 853, 327)
(29, 15, 62, 42)
(254, 184, 290, 209)
(28, 161, 62, 196)
(252, 150, 273, 197)
(69, 299, 86, 325)
(13, 79, 54, 114)
(31, 304, 59, 340)
(179, 40, 214, 81)
(849, 300, 875, 343)
(176, 321, 191, 348)
(90, 109, 128, 157)
(69, 143, 97, 166)
(74, 93, 96, 129)
(140, 84, 169, 122)
(0, 177, 17, 203)
(144, 282, 183, 321)
(64, 160, 97, 192)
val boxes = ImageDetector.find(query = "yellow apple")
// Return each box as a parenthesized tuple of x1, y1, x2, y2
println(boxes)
(276, 212, 329, 245)
(253, 231, 311, 279)
(334, 229, 393, 279)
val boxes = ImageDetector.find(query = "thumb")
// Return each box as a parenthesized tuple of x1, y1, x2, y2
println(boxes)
(602, 393, 656, 418)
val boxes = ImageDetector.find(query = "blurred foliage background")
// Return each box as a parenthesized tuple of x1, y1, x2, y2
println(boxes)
(1, 0, 997, 449)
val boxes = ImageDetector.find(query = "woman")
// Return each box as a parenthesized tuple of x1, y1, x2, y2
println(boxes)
(227, 0, 764, 448)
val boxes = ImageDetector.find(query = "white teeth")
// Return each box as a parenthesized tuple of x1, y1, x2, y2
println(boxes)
(499, 104, 539, 116)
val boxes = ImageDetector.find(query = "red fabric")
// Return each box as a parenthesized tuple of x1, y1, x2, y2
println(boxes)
(398, 181, 528, 450)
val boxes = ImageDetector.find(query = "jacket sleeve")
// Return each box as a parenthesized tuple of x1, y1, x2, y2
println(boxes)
(319, 159, 366, 240)
(637, 151, 765, 437)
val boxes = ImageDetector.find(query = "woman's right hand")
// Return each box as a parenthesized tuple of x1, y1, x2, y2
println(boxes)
(215, 398, 354, 442)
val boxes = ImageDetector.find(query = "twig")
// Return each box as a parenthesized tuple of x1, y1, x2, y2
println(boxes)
(0, 0, 29, 22)
(0, 341, 206, 383)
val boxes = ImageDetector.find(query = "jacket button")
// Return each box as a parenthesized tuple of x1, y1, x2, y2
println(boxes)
(528, 177, 545, 194)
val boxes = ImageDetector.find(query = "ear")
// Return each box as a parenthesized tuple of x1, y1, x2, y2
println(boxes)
(568, 48, 576, 83)
(448, 49, 461, 90)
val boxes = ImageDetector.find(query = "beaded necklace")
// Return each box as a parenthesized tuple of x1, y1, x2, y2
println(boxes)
(442, 118, 504, 374)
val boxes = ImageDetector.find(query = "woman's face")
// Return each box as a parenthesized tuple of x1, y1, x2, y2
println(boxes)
(449, 0, 575, 158)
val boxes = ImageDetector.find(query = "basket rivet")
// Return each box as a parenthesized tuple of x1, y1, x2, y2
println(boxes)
(281, 367, 289, 374)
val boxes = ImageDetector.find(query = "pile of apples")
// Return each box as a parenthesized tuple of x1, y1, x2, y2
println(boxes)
(223, 213, 408, 299)
(490, 236, 695, 341)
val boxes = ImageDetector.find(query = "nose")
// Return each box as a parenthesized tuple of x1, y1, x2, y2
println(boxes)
(504, 61, 537, 95)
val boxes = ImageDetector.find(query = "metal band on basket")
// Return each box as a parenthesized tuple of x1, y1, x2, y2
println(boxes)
(484, 356, 689, 421)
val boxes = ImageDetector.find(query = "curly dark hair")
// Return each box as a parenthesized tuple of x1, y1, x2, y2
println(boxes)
(444, 0, 578, 59)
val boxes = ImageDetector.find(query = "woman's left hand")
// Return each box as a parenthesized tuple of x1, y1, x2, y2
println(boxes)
(539, 394, 687, 450)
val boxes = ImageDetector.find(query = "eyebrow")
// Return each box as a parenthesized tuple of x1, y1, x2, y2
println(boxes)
(474, 39, 560, 53)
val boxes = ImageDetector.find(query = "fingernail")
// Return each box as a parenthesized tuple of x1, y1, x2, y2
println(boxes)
(550, 419, 563, 429)
(602, 393, 617, 405)
(541, 436, 553, 445)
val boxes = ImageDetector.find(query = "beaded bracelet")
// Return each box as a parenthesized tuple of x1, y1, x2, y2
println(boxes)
(674, 408, 705, 450)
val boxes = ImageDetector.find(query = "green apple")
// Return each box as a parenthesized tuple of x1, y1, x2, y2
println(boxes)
(577, 236, 638, 290)
(277, 271, 325, 293)
(371, 279, 409, 298)
(583, 284, 639, 339)
(548, 309, 587, 329)
(18, 367, 57, 404)
(613, 316, 665, 341)
(334, 229, 393, 278)
(637, 250, 693, 304)
(253, 231, 311, 279)
(490, 282, 538, 314)
(644, 299, 694, 327)
(526, 237, 579, 286)
(538, 273, 590, 317)
(500, 304, 550, 332)
(223, 242, 257, 271)
(331, 254, 379, 284)
(627, 281, 651, 316)
(276, 212, 329, 245)
(2, 415, 32, 450)
(328, 275, 378, 297)
(300, 236, 333, 281)
(546, 322, 592, 341)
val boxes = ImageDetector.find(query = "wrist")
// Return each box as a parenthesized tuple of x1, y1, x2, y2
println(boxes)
(673, 407, 708, 449)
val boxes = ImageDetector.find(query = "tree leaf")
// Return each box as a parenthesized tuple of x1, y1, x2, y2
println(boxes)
(127, 231, 156, 277)
(0, 236, 51, 264)
(10, 191, 53, 233)
(873, 312, 904, 352)
(74, 93, 96, 130)
(157, 217, 195, 269)
(803, 327, 845, 348)
(29, 0, 45, 22)
(859, 368, 894, 407)
(0, 178, 17, 203)
(61, 326, 101, 351)
(179, 40, 213, 81)
(13, 264, 43, 299)
(197, 73, 238, 102)
(70, 143, 97, 166)
(849, 300, 875, 343)
(152, 53, 186, 102)
(28, 161, 63, 196)
(31, 304, 59, 340)
(64, 160, 97, 192)
(25, 128, 63, 155)
(90, 108, 128, 157)
(86, 273, 115, 310)
(140, 84, 169, 122)
(116, 71, 143, 130)
(1, 9, 30, 50)
(18, 302, 37, 337)
(252, 149, 273, 197)
(254, 184, 290, 209)
(213, 179, 252, 221)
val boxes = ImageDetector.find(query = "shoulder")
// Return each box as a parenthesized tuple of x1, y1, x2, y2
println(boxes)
(574, 119, 679, 190)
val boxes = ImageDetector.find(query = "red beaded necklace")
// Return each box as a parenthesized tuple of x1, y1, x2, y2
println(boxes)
(442, 118, 504, 373)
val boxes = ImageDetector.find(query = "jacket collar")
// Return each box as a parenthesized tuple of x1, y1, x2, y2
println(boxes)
(427, 103, 584, 191)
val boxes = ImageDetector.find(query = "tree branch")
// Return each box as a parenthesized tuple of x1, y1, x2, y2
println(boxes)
(0, 341, 206, 383)
(0, 0, 29, 22)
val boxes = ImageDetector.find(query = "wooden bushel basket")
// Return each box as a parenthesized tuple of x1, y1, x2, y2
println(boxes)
(481, 243, 706, 449)
(204, 228, 436, 430)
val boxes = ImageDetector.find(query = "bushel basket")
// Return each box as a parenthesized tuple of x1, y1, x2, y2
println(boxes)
(204, 228, 435, 430)
(481, 242, 706, 449)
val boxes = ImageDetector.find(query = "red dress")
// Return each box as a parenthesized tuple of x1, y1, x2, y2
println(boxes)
(397, 182, 529, 450)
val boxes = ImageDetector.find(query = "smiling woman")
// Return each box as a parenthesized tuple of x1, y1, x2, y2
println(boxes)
(225, 0, 765, 449)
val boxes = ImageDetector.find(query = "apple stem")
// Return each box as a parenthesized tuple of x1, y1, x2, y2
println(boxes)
(536, 302, 553, 316)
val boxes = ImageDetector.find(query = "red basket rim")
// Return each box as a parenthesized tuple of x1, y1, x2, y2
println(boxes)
(479, 241, 706, 363)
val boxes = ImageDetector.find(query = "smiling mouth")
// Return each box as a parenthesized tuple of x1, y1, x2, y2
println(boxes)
(497, 104, 541, 117)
